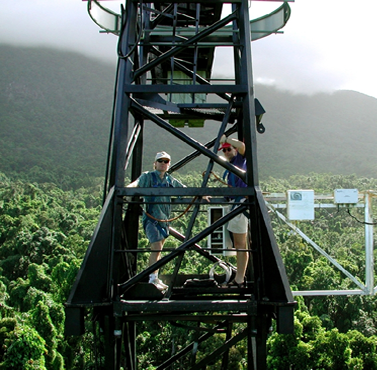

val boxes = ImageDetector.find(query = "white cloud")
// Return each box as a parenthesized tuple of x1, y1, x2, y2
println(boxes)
(250, 0, 377, 97)
(0, 0, 118, 64)
(1, 0, 376, 98)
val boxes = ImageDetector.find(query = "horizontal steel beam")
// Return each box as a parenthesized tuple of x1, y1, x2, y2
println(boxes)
(125, 84, 248, 94)
(115, 299, 256, 313)
(122, 313, 251, 322)
(118, 187, 254, 197)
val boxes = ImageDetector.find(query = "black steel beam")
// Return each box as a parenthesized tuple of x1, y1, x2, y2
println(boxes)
(123, 314, 251, 322)
(66, 187, 115, 306)
(125, 84, 248, 93)
(118, 203, 247, 293)
(118, 186, 254, 197)
(155, 322, 227, 370)
(115, 299, 255, 313)
(130, 98, 248, 181)
(133, 11, 238, 80)
(192, 329, 248, 369)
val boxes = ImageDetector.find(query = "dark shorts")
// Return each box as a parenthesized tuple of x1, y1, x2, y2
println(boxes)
(144, 219, 168, 243)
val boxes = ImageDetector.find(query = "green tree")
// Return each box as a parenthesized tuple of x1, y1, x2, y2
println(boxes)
(310, 328, 352, 370)
(28, 301, 59, 369)
(0, 324, 47, 370)
(347, 330, 377, 370)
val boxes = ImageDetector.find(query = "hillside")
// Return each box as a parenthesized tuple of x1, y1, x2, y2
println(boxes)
(0, 44, 115, 187)
(1, 44, 377, 186)
(255, 85, 377, 179)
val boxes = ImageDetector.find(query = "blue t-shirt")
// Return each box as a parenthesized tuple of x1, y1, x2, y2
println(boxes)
(137, 170, 184, 227)
(227, 152, 247, 189)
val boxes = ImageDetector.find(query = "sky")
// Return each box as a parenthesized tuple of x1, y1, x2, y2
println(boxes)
(1, 0, 376, 99)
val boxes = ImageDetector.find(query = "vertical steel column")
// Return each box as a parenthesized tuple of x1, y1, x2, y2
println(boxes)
(234, 2, 267, 369)
(110, 0, 138, 294)
(365, 191, 374, 295)
(109, 2, 140, 368)
(237, 0, 257, 186)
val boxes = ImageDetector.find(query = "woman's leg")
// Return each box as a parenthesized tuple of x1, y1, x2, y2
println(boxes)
(232, 232, 248, 284)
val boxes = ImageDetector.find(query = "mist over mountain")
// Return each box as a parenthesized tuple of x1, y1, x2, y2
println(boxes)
(1, 44, 377, 186)
(255, 85, 377, 178)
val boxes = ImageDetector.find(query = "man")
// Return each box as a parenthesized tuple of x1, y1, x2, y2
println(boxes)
(127, 151, 185, 291)
(219, 135, 249, 288)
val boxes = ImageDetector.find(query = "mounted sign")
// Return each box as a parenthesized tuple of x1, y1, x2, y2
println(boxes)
(287, 190, 315, 221)
(334, 189, 358, 204)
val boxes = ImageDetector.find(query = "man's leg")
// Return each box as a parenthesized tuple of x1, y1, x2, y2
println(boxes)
(148, 239, 168, 290)
(233, 232, 248, 285)
(148, 239, 165, 273)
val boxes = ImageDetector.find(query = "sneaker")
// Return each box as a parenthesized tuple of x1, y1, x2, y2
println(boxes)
(227, 279, 246, 288)
(150, 278, 168, 291)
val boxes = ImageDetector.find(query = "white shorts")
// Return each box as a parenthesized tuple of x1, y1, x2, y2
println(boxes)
(226, 199, 249, 234)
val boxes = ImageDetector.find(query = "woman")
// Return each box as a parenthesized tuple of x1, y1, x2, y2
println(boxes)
(219, 135, 249, 288)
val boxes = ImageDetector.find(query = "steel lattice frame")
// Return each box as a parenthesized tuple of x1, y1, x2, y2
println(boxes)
(65, 1, 295, 369)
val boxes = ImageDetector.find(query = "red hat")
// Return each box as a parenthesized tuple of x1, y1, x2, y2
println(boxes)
(218, 142, 232, 151)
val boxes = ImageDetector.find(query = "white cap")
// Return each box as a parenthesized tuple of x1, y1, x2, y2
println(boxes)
(155, 151, 171, 161)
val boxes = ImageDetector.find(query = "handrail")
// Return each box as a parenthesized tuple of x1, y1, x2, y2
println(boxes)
(249, 1, 291, 41)
(148, 2, 290, 41)
(86, 1, 290, 41)
(87, 0, 121, 34)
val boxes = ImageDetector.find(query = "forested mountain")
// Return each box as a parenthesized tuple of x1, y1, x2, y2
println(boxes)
(1, 44, 377, 187)
(2, 44, 377, 370)
(2, 173, 377, 369)
(0, 45, 115, 188)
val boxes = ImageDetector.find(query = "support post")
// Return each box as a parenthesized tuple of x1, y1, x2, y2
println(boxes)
(365, 191, 374, 295)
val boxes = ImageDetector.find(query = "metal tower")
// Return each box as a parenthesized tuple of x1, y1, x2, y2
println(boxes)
(65, 1, 295, 369)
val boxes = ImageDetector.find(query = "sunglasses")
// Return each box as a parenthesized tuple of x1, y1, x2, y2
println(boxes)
(157, 159, 170, 164)
(222, 147, 232, 152)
